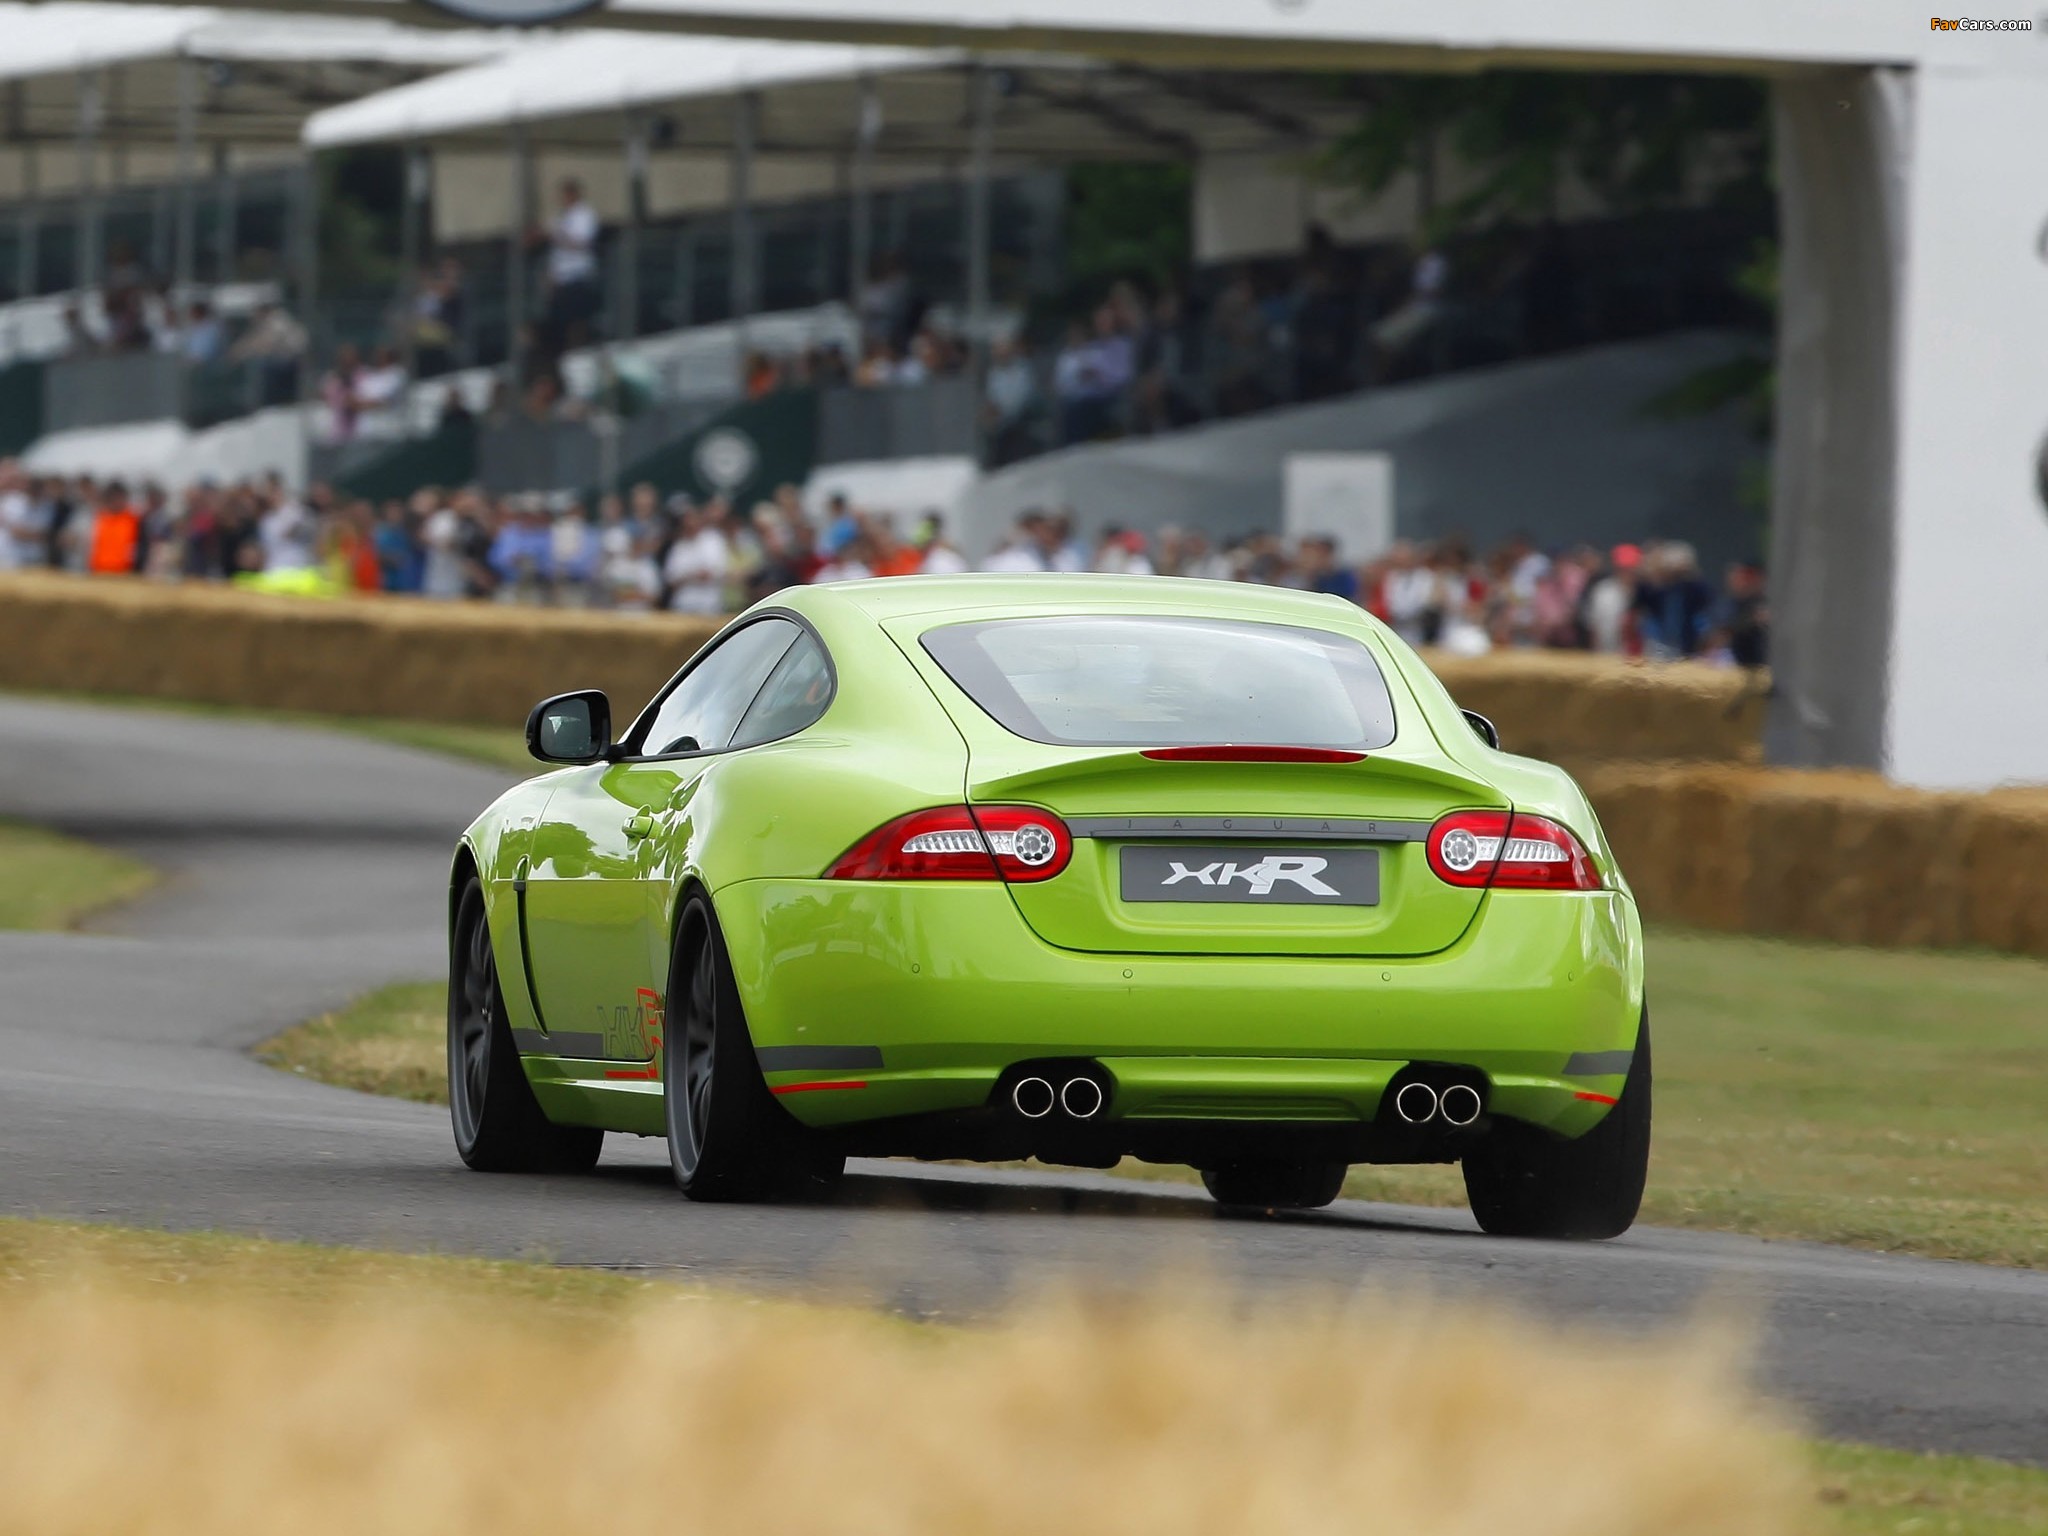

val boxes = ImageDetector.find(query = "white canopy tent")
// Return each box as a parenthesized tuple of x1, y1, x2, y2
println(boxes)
(305, 34, 951, 151)
(0, 3, 514, 299)
(303, 30, 1356, 161)
(144, 0, 1979, 71)
(300, 31, 1369, 351)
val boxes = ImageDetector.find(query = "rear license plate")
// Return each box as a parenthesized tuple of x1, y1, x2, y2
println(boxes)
(1119, 846, 1380, 906)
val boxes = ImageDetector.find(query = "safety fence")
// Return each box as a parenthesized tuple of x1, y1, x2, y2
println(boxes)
(4, 570, 2041, 958)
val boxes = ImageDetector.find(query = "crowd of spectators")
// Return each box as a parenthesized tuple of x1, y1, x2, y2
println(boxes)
(732, 226, 1509, 468)
(0, 456, 1765, 666)
(977, 511, 1765, 664)
(56, 242, 308, 393)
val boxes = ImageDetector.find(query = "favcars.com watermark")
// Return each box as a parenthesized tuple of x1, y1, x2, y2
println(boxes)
(1929, 14, 2034, 27)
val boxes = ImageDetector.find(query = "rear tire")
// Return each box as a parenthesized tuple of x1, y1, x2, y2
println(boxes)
(448, 876, 603, 1174)
(665, 893, 845, 1202)
(1201, 1160, 1349, 1211)
(1462, 1010, 1652, 1240)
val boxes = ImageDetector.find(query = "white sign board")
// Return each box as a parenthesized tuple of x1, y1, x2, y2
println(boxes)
(1283, 452, 1395, 562)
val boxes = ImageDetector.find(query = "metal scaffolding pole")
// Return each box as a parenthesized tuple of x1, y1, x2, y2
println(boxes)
(399, 140, 423, 380)
(294, 154, 318, 402)
(507, 121, 531, 375)
(172, 56, 197, 298)
(212, 142, 235, 285)
(620, 110, 647, 342)
(963, 65, 995, 370)
(16, 146, 38, 301)
(729, 90, 756, 342)
(74, 70, 101, 295)
(848, 75, 878, 308)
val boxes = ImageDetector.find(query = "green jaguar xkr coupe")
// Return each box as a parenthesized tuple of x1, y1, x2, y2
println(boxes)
(449, 574, 1650, 1237)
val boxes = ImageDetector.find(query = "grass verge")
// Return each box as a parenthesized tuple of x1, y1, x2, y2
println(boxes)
(261, 927, 2048, 1272)
(255, 981, 447, 1103)
(1813, 1442, 2048, 1536)
(0, 1216, 1813, 1536)
(1335, 928, 2048, 1269)
(0, 818, 157, 930)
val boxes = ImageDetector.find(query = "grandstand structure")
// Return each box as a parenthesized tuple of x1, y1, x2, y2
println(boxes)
(2, 0, 2042, 792)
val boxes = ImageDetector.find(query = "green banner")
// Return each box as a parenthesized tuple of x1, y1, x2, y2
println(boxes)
(0, 361, 46, 458)
(613, 388, 818, 509)
(332, 418, 478, 503)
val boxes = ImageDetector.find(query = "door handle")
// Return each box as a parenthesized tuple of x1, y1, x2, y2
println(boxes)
(622, 812, 656, 840)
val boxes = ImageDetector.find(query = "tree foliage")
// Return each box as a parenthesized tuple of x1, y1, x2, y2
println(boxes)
(1064, 162, 1193, 291)
(1319, 72, 1771, 240)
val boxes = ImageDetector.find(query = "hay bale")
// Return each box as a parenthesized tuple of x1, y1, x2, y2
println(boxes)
(1427, 649, 1766, 768)
(0, 572, 719, 726)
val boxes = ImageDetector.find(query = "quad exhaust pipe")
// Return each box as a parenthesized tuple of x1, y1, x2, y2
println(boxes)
(1438, 1084, 1483, 1127)
(1010, 1074, 1106, 1121)
(1392, 1082, 1438, 1125)
(1011, 1076, 1056, 1119)
(1392, 1080, 1485, 1127)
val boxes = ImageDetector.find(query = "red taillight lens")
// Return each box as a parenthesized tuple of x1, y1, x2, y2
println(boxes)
(1426, 810, 1601, 891)
(824, 805, 1073, 883)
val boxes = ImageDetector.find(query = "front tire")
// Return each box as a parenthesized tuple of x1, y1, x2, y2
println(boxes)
(1462, 1010, 1652, 1240)
(665, 893, 843, 1202)
(1201, 1160, 1349, 1211)
(448, 876, 603, 1173)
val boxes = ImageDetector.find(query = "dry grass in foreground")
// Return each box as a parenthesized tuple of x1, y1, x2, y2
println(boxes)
(0, 1252, 1807, 1535)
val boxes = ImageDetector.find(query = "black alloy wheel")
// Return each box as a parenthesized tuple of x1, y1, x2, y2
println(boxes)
(664, 892, 844, 1201)
(448, 876, 602, 1174)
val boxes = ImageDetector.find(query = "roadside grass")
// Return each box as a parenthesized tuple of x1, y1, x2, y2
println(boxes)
(256, 981, 447, 1104)
(263, 928, 2048, 1272)
(1336, 928, 2048, 1269)
(0, 1217, 1811, 1536)
(0, 818, 157, 930)
(1813, 1443, 2048, 1536)
(4, 688, 535, 774)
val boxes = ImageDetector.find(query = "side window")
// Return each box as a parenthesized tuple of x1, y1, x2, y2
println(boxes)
(731, 631, 833, 748)
(635, 619, 798, 757)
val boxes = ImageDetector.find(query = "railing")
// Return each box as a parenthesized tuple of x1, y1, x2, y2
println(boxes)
(33, 351, 297, 439)
(43, 353, 187, 435)
(815, 376, 980, 465)
(475, 403, 720, 495)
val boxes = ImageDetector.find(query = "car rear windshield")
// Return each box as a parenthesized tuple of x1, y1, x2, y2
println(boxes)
(920, 615, 1398, 750)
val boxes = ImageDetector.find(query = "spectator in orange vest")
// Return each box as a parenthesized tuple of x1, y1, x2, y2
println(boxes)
(85, 481, 143, 576)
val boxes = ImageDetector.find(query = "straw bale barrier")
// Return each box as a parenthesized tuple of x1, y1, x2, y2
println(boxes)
(0, 571, 718, 728)
(1582, 764, 2048, 957)
(5, 572, 2044, 956)
(0, 573, 1767, 752)
(1427, 648, 1766, 771)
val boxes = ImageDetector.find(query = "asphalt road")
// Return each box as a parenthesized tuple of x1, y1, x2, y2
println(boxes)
(2, 694, 2043, 1466)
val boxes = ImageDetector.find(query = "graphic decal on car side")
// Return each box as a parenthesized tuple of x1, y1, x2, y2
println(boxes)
(508, 989, 664, 1072)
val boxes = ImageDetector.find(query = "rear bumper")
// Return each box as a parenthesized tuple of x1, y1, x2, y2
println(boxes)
(715, 878, 1644, 1142)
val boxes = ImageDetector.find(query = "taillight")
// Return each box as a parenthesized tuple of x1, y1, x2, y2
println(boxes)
(1426, 810, 1601, 891)
(824, 805, 1073, 883)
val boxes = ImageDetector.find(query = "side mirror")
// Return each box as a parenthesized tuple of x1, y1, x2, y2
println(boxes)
(527, 690, 614, 764)
(1461, 709, 1500, 750)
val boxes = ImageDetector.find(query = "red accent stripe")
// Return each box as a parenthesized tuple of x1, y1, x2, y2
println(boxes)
(605, 1066, 659, 1081)
(770, 1079, 869, 1095)
(1138, 745, 1366, 764)
(1573, 1090, 1619, 1105)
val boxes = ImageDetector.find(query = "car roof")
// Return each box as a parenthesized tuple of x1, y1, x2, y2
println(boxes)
(777, 573, 1367, 629)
